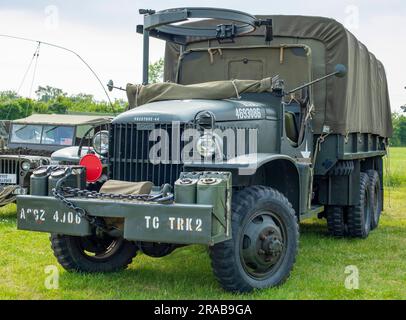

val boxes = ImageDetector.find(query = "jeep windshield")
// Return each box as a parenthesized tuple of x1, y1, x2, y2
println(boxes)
(10, 124, 74, 146)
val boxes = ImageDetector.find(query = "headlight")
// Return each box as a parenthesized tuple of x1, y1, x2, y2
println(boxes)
(196, 132, 223, 159)
(21, 161, 31, 171)
(92, 130, 109, 155)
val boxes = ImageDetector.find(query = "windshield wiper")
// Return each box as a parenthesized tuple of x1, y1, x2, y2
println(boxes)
(45, 126, 58, 134)
(15, 125, 29, 133)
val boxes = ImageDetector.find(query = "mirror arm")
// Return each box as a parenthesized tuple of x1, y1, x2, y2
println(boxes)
(286, 64, 347, 96)
(286, 71, 339, 95)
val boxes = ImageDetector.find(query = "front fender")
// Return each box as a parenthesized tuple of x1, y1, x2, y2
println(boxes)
(184, 153, 299, 176)
(184, 153, 309, 216)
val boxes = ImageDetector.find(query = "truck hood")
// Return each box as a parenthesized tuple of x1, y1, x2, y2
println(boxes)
(113, 99, 269, 124)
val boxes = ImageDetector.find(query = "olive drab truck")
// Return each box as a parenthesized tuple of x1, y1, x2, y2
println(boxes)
(16, 8, 392, 293)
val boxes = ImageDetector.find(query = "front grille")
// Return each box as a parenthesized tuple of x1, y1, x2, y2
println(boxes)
(0, 159, 19, 174)
(109, 123, 189, 186)
(0, 158, 19, 184)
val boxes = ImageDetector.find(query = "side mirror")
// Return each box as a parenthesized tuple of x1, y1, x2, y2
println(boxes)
(334, 64, 347, 78)
(107, 80, 114, 92)
(107, 80, 126, 92)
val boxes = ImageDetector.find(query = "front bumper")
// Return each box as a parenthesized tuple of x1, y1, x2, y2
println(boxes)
(17, 195, 229, 246)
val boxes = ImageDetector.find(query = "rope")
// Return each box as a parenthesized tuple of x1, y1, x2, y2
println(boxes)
(16, 42, 40, 95)
(207, 48, 223, 64)
(231, 80, 241, 99)
(0, 186, 18, 206)
(279, 46, 285, 64)
(5, 42, 41, 120)
(28, 42, 41, 101)
(312, 131, 332, 168)
(135, 84, 141, 108)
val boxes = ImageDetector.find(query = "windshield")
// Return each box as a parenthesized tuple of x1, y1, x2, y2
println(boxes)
(10, 124, 75, 146)
(42, 126, 74, 145)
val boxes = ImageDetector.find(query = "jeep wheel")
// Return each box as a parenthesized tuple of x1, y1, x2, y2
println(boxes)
(367, 170, 382, 230)
(326, 206, 347, 237)
(50, 234, 138, 272)
(347, 173, 372, 238)
(209, 186, 299, 293)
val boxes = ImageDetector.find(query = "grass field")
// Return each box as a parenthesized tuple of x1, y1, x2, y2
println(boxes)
(0, 148, 405, 300)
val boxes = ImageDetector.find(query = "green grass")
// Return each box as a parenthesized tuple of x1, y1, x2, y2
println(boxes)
(1, 149, 406, 300)
(384, 147, 406, 187)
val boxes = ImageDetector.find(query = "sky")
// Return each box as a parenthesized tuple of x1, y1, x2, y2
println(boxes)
(0, 0, 405, 111)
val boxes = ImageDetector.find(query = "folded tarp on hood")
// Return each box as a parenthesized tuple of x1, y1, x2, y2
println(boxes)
(126, 78, 273, 109)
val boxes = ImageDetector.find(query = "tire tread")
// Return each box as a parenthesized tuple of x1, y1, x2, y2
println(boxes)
(209, 186, 299, 293)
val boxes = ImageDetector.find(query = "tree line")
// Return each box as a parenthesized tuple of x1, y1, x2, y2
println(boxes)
(0, 87, 126, 120)
(0, 59, 165, 120)
(391, 113, 406, 147)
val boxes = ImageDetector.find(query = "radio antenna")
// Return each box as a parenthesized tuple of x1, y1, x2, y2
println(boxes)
(0, 34, 116, 115)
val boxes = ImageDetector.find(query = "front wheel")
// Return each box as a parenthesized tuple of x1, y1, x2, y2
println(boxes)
(50, 234, 138, 273)
(209, 186, 299, 293)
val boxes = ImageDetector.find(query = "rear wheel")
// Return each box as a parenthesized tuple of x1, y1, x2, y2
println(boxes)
(367, 170, 382, 230)
(50, 234, 138, 272)
(347, 173, 372, 238)
(209, 186, 299, 293)
(325, 206, 346, 237)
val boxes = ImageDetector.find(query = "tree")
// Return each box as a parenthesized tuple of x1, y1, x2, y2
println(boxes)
(148, 58, 164, 84)
(391, 113, 406, 147)
(35, 86, 66, 102)
(0, 91, 20, 100)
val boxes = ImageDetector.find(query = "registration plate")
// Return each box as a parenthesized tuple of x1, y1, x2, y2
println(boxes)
(17, 196, 216, 244)
(17, 203, 91, 236)
(0, 174, 17, 184)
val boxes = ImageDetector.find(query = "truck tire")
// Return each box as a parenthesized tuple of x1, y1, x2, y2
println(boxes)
(367, 170, 382, 230)
(209, 186, 299, 293)
(328, 161, 354, 176)
(325, 206, 347, 237)
(347, 173, 372, 238)
(50, 234, 138, 272)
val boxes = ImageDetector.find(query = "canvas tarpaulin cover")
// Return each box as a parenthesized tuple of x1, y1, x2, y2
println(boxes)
(127, 78, 274, 108)
(163, 15, 392, 137)
(13, 114, 112, 126)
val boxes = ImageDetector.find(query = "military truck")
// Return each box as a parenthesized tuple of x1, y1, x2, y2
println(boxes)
(0, 114, 111, 205)
(16, 8, 392, 293)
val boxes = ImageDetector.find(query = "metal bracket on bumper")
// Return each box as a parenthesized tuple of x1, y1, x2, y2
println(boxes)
(17, 195, 229, 246)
